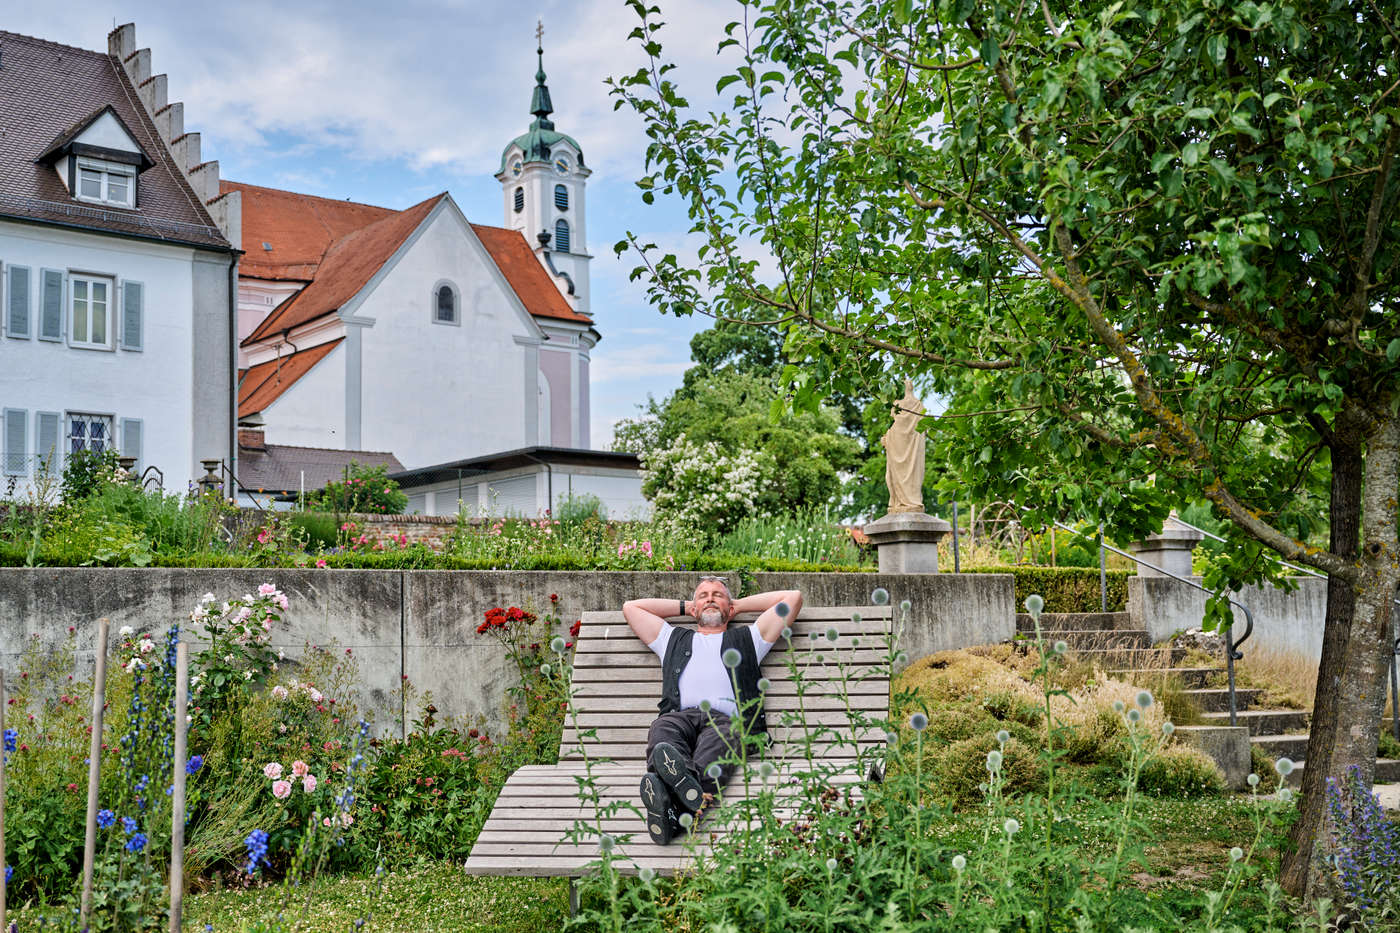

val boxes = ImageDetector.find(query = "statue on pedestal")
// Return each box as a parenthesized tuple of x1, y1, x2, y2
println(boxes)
(881, 379, 926, 514)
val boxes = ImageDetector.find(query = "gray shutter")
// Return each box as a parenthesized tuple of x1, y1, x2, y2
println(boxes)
(35, 412, 60, 476)
(39, 268, 64, 341)
(4, 409, 27, 475)
(121, 280, 143, 351)
(120, 418, 143, 471)
(6, 265, 30, 338)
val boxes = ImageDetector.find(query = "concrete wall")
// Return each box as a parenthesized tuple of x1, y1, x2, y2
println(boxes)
(0, 568, 1014, 739)
(1128, 575, 1330, 660)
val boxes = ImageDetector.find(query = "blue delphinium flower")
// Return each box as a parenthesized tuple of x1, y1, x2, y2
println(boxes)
(4, 863, 11, 884)
(2, 728, 15, 752)
(185, 754, 204, 775)
(244, 829, 270, 875)
(122, 816, 138, 835)
(96, 809, 116, 829)
(125, 833, 147, 853)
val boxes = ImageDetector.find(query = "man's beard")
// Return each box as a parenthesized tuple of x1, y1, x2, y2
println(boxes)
(700, 608, 724, 627)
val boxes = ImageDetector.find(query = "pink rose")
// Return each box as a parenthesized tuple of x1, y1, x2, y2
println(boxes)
(303, 774, 317, 793)
(276, 595, 289, 611)
(340, 812, 353, 827)
(263, 762, 283, 779)
(271, 780, 292, 800)
(322, 817, 332, 827)
(315, 559, 327, 569)
(258, 583, 277, 596)
(291, 760, 308, 778)
(271, 686, 288, 700)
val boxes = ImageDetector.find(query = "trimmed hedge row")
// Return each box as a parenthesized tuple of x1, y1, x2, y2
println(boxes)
(0, 543, 872, 576)
(963, 565, 1131, 613)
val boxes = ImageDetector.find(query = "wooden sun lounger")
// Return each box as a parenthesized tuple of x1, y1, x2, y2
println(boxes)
(463, 605, 895, 880)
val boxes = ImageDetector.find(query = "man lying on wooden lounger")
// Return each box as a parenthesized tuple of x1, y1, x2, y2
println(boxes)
(622, 577, 804, 845)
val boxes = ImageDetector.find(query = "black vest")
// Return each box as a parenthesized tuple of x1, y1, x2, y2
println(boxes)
(658, 624, 768, 740)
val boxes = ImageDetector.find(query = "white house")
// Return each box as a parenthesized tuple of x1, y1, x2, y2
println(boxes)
(232, 39, 646, 518)
(0, 26, 239, 494)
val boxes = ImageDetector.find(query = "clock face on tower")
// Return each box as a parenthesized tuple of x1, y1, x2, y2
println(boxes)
(511, 159, 523, 177)
(553, 155, 571, 176)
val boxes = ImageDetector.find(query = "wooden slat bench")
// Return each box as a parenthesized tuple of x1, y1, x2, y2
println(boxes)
(464, 604, 895, 879)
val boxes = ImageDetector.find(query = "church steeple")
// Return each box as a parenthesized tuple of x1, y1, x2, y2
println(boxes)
(529, 23, 554, 130)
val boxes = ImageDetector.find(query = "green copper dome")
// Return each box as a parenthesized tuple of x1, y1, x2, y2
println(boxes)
(498, 42, 584, 173)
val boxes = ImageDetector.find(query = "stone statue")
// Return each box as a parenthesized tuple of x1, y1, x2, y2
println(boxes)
(881, 379, 926, 514)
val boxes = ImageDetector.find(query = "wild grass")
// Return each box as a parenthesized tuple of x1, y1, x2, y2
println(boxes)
(1234, 646, 1319, 712)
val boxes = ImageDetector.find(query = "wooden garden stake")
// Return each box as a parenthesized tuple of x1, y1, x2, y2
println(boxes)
(1, 668, 8, 933)
(169, 641, 189, 933)
(80, 617, 110, 926)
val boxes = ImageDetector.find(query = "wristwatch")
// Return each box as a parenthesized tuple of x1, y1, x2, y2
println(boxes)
(680, 599, 686, 617)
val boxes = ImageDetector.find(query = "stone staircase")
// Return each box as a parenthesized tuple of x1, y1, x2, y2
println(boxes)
(1014, 611, 1400, 785)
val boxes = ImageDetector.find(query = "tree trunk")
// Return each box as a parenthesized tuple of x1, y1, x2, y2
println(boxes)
(1282, 412, 1400, 898)
(1281, 417, 1363, 896)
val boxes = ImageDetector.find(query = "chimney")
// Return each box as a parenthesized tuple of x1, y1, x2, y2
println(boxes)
(238, 428, 266, 451)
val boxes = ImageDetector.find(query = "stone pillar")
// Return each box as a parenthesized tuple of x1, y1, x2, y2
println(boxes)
(861, 512, 952, 574)
(1130, 513, 1204, 579)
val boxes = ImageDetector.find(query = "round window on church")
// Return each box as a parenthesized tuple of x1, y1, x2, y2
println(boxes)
(511, 159, 523, 177)
(554, 155, 571, 176)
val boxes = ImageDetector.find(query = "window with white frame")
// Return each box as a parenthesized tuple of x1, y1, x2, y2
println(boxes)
(75, 158, 136, 208)
(67, 413, 114, 455)
(69, 274, 114, 348)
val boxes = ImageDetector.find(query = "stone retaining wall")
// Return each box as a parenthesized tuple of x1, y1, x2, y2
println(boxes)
(1, 569, 1014, 739)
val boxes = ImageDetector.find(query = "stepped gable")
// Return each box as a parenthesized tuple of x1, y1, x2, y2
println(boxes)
(0, 29, 228, 248)
(242, 192, 446, 345)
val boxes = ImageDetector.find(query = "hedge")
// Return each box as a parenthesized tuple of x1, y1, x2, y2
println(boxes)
(963, 565, 1131, 613)
(0, 544, 871, 576)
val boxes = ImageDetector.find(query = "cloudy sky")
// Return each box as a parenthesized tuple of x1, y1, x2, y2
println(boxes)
(9, 0, 749, 447)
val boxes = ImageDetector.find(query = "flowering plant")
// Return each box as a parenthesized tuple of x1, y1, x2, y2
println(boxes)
(189, 585, 288, 729)
(306, 462, 408, 515)
(640, 433, 765, 542)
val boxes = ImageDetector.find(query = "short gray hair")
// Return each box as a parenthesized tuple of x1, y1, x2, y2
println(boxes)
(695, 575, 732, 599)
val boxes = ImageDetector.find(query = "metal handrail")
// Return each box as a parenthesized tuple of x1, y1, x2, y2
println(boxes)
(1045, 516, 1255, 728)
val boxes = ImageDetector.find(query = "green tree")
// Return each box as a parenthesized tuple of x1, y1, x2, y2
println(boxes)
(612, 0, 1400, 895)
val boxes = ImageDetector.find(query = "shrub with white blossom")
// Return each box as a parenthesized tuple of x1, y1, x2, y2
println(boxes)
(640, 434, 764, 541)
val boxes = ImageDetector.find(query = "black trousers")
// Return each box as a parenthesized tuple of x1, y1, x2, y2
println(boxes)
(646, 708, 740, 799)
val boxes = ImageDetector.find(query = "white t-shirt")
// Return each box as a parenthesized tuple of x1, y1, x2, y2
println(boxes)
(646, 623, 775, 720)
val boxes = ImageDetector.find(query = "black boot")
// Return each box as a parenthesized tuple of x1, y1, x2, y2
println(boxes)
(639, 772, 684, 846)
(649, 741, 705, 812)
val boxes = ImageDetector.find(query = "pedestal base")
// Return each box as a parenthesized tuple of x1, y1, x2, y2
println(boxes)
(862, 511, 952, 574)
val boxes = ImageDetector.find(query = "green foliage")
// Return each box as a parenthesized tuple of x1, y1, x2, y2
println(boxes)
(618, 368, 862, 520)
(715, 510, 865, 565)
(286, 510, 340, 549)
(61, 447, 122, 501)
(555, 492, 607, 524)
(306, 462, 408, 516)
(963, 565, 1132, 613)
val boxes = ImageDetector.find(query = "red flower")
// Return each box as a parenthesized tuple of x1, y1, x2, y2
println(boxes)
(549, 593, 559, 603)
(569, 620, 582, 638)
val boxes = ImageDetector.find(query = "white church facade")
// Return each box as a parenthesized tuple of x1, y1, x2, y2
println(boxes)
(232, 43, 646, 518)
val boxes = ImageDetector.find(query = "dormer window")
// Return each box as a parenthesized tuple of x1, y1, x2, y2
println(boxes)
(35, 105, 152, 212)
(76, 158, 136, 208)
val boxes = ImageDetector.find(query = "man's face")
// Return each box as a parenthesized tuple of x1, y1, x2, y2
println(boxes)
(693, 580, 732, 628)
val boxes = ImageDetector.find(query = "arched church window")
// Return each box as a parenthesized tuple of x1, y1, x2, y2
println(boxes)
(554, 184, 569, 211)
(554, 219, 571, 253)
(513, 187, 524, 213)
(433, 282, 459, 325)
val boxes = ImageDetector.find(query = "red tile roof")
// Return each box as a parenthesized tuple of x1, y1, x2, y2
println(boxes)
(221, 180, 397, 281)
(232, 182, 591, 347)
(471, 224, 589, 323)
(243, 194, 444, 344)
(238, 338, 343, 417)
(0, 31, 229, 249)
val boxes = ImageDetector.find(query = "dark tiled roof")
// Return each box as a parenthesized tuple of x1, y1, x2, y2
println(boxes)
(238, 338, 343, 417)
(471, 224, 590, 323)
(236, 442, 404, 495)
(243, 194, 445, 344)
(0, 31, 230, 249)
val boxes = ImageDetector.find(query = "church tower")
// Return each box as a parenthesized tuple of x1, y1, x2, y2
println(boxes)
(496, 28, 592, 318)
